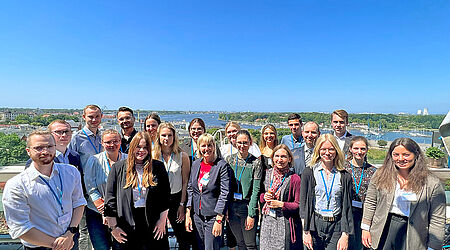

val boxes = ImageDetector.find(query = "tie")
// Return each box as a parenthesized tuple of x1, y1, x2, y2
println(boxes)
(305, 148, 313, 166)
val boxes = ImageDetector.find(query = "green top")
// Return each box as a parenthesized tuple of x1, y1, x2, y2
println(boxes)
(226, 153, 262, 218)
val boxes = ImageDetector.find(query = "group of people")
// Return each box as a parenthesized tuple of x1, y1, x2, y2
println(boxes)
(2, 105, 446, 250)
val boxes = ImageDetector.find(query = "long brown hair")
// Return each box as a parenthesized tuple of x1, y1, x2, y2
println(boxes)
(124, 132, 157, 188)
(153, 122, 182, 159)
(259, 124, 278, 151)
(373, 137, 429, 193)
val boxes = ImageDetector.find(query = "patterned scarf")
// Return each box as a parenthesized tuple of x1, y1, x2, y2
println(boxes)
(262, 166, 289, 215)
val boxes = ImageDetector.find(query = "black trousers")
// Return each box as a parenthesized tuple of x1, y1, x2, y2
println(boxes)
(168, 191, 197, 250)
(311, 214, 342, 250)
(350, 207, 369, 250)
(377, 213, 407, 250)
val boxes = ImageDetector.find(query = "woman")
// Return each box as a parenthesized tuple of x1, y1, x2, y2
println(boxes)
(84, 129, 128, 250)
(259, 144, 301, 250)
(225, 130, 262, 250)
(343, 136, 376, 250)
(153, 122, 192, 250)
(361, 138, 445, 250)
(300, 134, 354, 250)
(180, 118, 206, 163)
(185, 134, 231, 250)
(144, 112, 161, 146)
(220, 121, 261, 159)
(259, 124, 278, 170)
(104, 132, 170, 249)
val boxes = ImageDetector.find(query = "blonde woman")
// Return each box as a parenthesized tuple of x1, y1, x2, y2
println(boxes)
(259, 124, 278, 170)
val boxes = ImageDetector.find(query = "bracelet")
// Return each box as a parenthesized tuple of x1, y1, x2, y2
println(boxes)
(215, 219, 223, 224)
(361, 223, 370, 231)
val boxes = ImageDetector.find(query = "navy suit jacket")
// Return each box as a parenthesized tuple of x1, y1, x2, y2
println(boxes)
(187, 157, 231, 217)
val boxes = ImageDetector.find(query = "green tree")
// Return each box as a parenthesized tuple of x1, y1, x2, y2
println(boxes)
(377, 140, 388, 147)
(0, 132, 28, 166)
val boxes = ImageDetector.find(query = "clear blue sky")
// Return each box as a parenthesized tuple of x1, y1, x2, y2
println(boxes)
(1, 0, 449, 114)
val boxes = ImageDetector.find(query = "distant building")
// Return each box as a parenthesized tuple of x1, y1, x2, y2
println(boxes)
(417, 109, 422, 115)
(0, 110, 32, 121)
(423, 108, 429, 115)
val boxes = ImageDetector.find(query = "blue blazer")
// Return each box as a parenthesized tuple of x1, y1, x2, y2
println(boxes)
(187, 157, 231, 217)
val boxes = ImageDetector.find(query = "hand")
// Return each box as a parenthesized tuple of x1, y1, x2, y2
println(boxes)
(52, 232, 74, 250)
(102, 215, 108, 226)
(176, 205, 185, 223)
(264, 192, 274, 202)
(212, 221, 223, 237)
(93, 198, 105, 214)
(337, 232, 349, 250)
(245, 216, 255, 230)
(303, 231, 313, 250)
(111, 227, 127, 244)
(185, 215, 193, 232)
(267, 199, 284, 209)
(153, 215, 167, 240)
(361, 230, 372, 248)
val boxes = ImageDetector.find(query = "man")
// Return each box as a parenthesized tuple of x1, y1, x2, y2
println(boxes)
(331, 109, 353, 153)
(301, 121, 321, 166)
(2, 130, 86, 250)
(69, 104, 103, 250)
(117, 106, 137, 154)
(280, 113, 305, 175)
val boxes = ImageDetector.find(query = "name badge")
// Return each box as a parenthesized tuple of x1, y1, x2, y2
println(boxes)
(58, 213, 71, 225)
(352, 200, 363, 208)
(403, 192, 417, 202)
(321, 209, 334, 218)
(267, 158, 273, 166)
(269, 209, 277, 218)
(234, 193, 243, 200)
(200, 173, 210, 186)
(134, 199, 146, 208)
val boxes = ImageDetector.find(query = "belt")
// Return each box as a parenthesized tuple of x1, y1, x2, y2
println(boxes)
(315, 212, 341, 222)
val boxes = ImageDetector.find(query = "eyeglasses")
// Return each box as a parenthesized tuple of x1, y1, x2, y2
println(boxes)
(320, 148, 336, 153)
(52, 130, 71, 136)
(236, 141, 249, 146)
(29, 145, 56, 152)
(103, 140, 121, 146)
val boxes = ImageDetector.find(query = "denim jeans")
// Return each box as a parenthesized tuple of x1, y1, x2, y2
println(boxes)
(228, 200, 258, 250)
(85, 207, 119, 250)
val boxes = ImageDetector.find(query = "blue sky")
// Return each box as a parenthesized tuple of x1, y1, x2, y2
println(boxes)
(0, 0, 449, 114)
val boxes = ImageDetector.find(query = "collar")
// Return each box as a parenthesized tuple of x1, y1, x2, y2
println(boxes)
(317, 163, 337, 173)
(27, 162, 60, 181)
(122, 128, 137, 138)
(82, 125, 98, 136)
(292, 134, 303, 143)
(334, 130, 348, 140)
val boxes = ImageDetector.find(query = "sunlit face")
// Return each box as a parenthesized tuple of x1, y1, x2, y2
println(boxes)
(288, 119, 302, 136)
(263, 127, 276, 145)
(49, 122, 72, 147)
(350, 141, 368, 161)
(117, 111, 135, 130)
(159, 127, 174, 148)
(200, 141, 215, 162)
(145, 119, 159, 137)
(226, 125, 239, 144)
(134, 139, 149, 163)
(27, 134, 56, 166)
(236, 134, 251, 156)
(189, 122, 204, 141)
(392, 145, 415, 170)
(319, 140, 337, 164)
(331, 114, 347, 136)
(83, 108, 102, 130)
(302, 123, 320, 145)
(102, 133, 121, 153)
(273, 148, 291, 170)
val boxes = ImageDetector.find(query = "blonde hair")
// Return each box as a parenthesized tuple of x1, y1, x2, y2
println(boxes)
(83, 104, 101, 114)
(196, 133, 217, 161)
(102, 129, 121, 141)
(27, 130, 55, 147)
(225, 121, 241, 132)
(124, 132, 157, 188)
(310, 134, 345, 170)
(153, 122, 182, 159)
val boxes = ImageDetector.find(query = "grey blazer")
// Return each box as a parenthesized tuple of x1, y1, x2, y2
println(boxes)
(362, 174, 446, 249)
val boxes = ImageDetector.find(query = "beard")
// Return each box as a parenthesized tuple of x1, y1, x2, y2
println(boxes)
(31, 153, 55, 166)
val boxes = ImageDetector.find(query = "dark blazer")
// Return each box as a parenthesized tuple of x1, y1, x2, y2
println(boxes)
(180, 138, 222, 165)
(104, 159, 170, 232)
(342, 131, 353, 155)
(299, 166, 354, 235)
(186, 157, 230, 217)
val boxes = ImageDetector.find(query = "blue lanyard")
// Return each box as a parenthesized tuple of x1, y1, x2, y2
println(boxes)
(137, 173, 143, 198)
(320, 169, 336, 209)
(39, 171, 64, 213)
(191, 139, 197, 158)
(350, 162, 365, 195)
(162, 153, 174, 172)
(234, 155, 249, 193)
(104, 152, 120, 171)
(269, 171, 287, 194)
(82, 129, 101, 154)
(291, 134, 303, 150)
(230, 144, 233, 155)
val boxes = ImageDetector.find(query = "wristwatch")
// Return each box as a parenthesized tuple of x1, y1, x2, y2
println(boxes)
(66, 226, 79, 234)
(215, 218, 223, 224)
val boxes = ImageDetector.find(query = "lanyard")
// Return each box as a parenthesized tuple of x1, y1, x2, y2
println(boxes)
(291, 134, 303, 150)
(162, 152, 174, 172)
(82, 129, 101, 154)
(234, 155, 249, 193)
(104, 152, 120, 171)
(269, 171, 287, 194)
(191, 139, 197, 158)
(230, 144, 233, 156)
(350, 162, 365, 195)
(39, 172, 64, 213)
(137, 173, 144, 198)
(320, 169, 336, 209)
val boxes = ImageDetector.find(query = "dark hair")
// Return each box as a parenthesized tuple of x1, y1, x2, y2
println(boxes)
(271, 144, 294, 169)
(118, 106, 134, 116)
(188, 118, 206, 132)
(144, 112, 161, 126)
(236, 130, 252, 142)
(373, 137, 429, 193)
(347, 136, 369, 161)
(287, 113, 302, 123)
(331, 109, 349, 123)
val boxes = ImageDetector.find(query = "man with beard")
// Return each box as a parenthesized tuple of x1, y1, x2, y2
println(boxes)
(116, 107, 137, 154)
(2, 130, 86, 250)
(280, 113, 305, 175)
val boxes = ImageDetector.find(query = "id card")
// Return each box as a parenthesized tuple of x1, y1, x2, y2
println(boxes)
(58, 213, 71, 225)
(403, 192, 417, 202)
(233, 193, 243, 200)
(134, 198, 146, 208)
(321, 209, 334, 218)
(352, 200, 363, 208)
(200, 173, 210, 187)
(269, 209, 277, 218)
